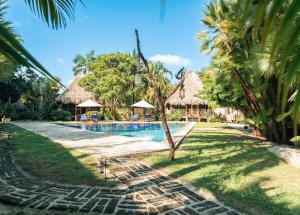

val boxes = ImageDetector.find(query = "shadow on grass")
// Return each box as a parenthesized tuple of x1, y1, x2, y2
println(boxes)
(1, 123, 115, 187)
(149, 130, 299, 215)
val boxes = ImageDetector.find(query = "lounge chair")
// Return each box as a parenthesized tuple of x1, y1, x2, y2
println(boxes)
(91, 114, 99, 122)
(80, 114, 87, 121)
(144, 114, 151, 121)
(131, 114, 139, 121)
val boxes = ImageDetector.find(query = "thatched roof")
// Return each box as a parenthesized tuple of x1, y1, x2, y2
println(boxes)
(165, 71, 207, 106)
(56, 75, 95, 104)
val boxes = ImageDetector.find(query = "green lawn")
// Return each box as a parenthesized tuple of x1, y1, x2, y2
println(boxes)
(147, 122, 300, 215)
(0, 123, 115, 187)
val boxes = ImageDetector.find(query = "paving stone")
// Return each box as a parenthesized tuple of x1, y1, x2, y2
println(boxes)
(48, 204, 68, 211)
(19, 194, 47, 207)
(0, 144, 240, 215)
(183, 207, 200, 215)
(156, 202, 183, 213)
(204, 207, 228, 215)
(103, 198, 119, 214)
(79, 198, 99, 212)
(68, 188, 83, 198)
(0, 195, 22, 205)
(193, 201, 219, 212)
(227, 211, 240, 215)
(85, 188, 99, 198)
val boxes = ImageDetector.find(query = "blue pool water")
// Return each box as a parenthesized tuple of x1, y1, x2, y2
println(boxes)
(59, 123, 184, 142)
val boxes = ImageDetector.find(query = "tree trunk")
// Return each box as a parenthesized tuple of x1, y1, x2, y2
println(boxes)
(135, 29, 177, 160)
(168, 148, 175, 161)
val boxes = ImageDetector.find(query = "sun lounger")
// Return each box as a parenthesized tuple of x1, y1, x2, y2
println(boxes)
(144, 114, 151, 121)
(131, 114, 139, 121)
(91, 114, 99, 122)
(80, 114, 87, 121)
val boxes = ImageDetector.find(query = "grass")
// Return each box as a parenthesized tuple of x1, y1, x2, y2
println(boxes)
(147, 122, 300, 215)
(0, 123, 116, 187)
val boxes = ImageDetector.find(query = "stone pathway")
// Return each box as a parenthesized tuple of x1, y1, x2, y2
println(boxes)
(0, 144, 240, 214)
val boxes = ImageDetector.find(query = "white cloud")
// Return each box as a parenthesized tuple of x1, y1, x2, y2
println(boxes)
(149, 54, 191, 67)
(57, 58, 65, 65)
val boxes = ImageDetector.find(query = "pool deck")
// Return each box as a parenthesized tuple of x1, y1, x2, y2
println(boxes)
(14, 121, 195, 158)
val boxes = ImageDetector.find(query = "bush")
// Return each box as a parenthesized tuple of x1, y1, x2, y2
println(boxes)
(50, 110, 72, 121)
(117, 108, 131, 120)
(0, 103, 15, 118)
(167, 110, 183, 121)
(207, 114, 227, 123)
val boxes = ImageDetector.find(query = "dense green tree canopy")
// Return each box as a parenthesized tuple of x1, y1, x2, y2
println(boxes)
(80, 53, 138, 120)
(199, 0, 299, 144)
(80, 53, 173, 120)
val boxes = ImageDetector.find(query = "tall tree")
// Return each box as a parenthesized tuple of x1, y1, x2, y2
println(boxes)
(135, 29, 183, 160)
(80, 53, 137, 120)
(23, 77, 60, 120)
(72, 50, 95, 76)
(199, 0, 299, 144)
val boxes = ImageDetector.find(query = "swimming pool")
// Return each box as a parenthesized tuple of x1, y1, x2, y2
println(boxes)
(59, 122, 184, 142)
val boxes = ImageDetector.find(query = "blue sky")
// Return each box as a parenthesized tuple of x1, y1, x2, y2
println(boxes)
(7, 0, 211, 85)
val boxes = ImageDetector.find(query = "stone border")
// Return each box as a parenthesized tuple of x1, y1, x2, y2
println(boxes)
(263, 141, 300, 169)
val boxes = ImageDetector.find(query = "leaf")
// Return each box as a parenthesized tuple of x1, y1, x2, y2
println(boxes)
(290, 136, 300, 146)
(24, 0, 79, 29)
(0, 23, 65, 87)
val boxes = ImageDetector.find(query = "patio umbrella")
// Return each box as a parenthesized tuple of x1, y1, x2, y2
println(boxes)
(77, 99, 102, 108)
(76, 99, 102, 117)
(131, 100, 154, 108)
(131, 100, 154, 118)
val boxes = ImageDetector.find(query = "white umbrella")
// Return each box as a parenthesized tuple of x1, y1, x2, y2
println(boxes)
(131, 100, 154, 108)
(77, 99, 102, 107)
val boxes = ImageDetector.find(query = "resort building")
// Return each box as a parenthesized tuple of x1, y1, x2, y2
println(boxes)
(165, 71, 209, 121)
(56, 74, 100, 117)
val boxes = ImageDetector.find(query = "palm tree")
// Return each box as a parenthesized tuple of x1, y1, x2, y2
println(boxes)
(72, 50, 95, 76)
(200, 0, 299, 144)
(0, 0, 79, 86)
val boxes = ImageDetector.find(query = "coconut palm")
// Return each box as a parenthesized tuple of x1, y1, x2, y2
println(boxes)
(72, 50, 95, 76)
(0, 0, 79, 86)
(150, 62, 172, 95)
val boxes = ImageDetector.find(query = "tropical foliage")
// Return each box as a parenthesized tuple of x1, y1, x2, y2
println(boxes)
(23, 77, 60, 120)
(79, 52, 172, 120)
(0, 0, 79, 86)
(73, 50, 95, 76)
(199, 0, 299, 144)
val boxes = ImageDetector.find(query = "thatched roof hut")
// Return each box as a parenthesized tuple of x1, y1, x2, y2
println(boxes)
(56, 74, 95, 105)
(165, 71, 208, 121)
(166, 71, 207, 106)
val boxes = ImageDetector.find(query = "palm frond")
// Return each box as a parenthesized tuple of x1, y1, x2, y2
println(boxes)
(24, 0, 80, 29)
(0, 24, 65, 87)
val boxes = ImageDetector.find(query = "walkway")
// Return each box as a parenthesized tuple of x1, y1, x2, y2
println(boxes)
(0, 144, 240, 214)
(15, 122, 194, 157)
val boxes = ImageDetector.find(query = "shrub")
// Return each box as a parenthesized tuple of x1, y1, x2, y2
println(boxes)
(11, 109, 33, 120)
(50, 110, 72, 121)
(167, 110, 183, 121)
(207, 114, 227, 123)
(117, 108, 132, 120)
(0, 103, 15, 118)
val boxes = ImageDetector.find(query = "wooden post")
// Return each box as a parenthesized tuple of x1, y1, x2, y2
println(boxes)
(185, 105, 188, 122)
